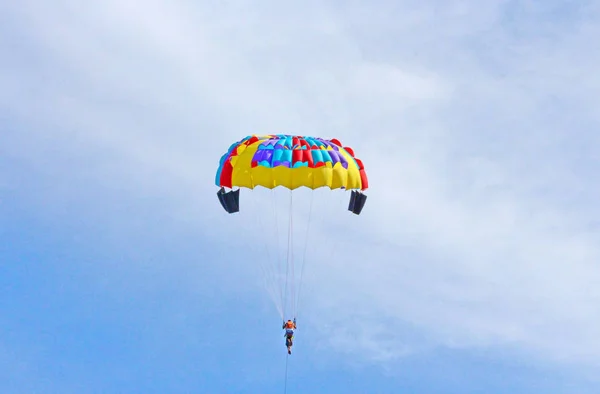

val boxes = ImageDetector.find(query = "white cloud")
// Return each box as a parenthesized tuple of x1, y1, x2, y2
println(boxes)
(3, 0, 600, 377)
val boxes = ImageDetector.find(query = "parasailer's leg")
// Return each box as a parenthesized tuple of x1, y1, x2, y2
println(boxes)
(285, 331, 294, 354)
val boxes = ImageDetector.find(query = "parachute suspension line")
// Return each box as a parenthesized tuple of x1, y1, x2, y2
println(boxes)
(283, 190, 293, 319)
(272, 188, 285, 318)
(252, 189, 283, 319)
(295, 190, 314, 318)
(289, 190, 297, 318)
(283, 352, 289, 394)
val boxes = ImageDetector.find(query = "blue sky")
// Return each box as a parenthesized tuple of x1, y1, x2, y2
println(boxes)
(2, 0, 600, 393)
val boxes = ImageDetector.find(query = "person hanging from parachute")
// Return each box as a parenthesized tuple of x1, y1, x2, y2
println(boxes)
(282, 318, 297, 354)
(214, 134, 369, 356)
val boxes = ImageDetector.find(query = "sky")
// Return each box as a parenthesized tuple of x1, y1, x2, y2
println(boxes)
(2, 0, 600, 393)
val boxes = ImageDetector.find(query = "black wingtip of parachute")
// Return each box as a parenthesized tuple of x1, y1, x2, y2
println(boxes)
(217, 187, 365, 215)
(217, 187, 240, 214)
(348, 190, 367, 215)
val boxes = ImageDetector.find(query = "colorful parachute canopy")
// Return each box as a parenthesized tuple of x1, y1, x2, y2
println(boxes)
(215, 134, 368, 191)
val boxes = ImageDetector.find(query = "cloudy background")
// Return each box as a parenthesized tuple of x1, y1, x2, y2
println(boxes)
(2, 0, 600, 393)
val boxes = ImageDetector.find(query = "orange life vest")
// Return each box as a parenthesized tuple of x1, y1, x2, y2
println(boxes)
(285, 321, 294, 329)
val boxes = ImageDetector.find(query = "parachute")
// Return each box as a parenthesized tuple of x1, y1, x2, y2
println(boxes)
(215, 134, 368, 320)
